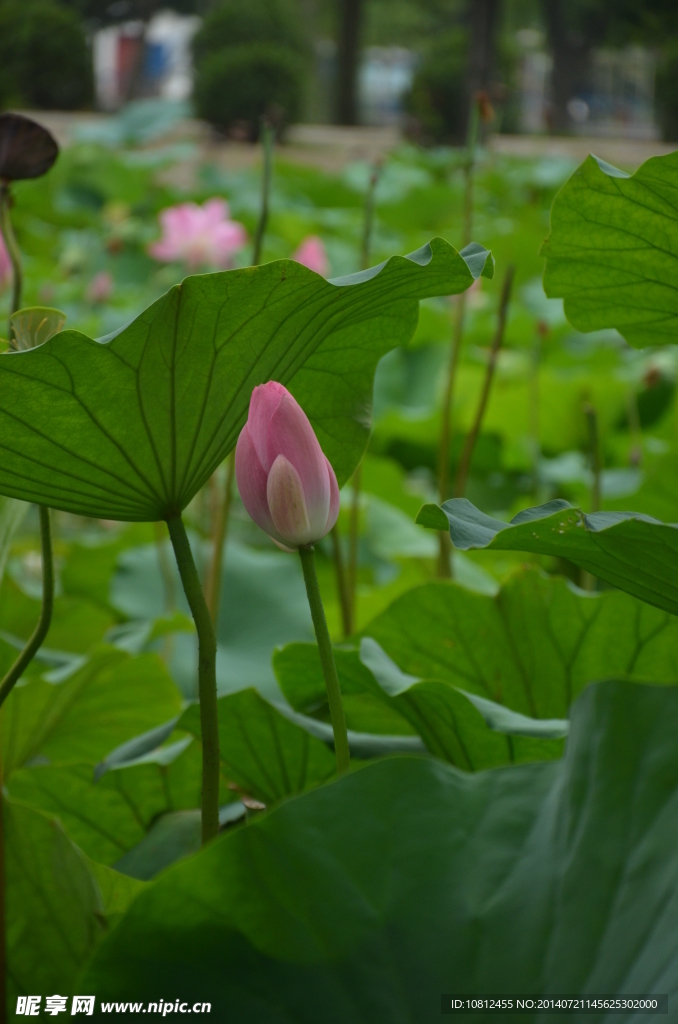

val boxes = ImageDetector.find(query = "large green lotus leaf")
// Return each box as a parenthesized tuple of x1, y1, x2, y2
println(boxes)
(0, 646, 182, 775)
(7, 739, 202, 866)
(363, 566, 678, 713)
(179, 688, 337, 806)
(278, 564, 678, 726)
(417, 497, 678, 615)
(0, 240, 491, 520)
(7, 797, 104, 1003)
(83, 681, 678, 1020)
(541, 151, 678, 347)
(274, 640, 563, 770)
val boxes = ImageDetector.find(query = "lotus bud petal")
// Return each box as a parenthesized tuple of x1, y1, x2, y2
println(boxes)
(235, 382, 340, 548)
(292, 236, 329, 277)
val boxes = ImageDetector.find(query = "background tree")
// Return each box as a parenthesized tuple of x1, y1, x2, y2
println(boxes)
(335, 0, 364, 124)
(539, 0, 678, 136)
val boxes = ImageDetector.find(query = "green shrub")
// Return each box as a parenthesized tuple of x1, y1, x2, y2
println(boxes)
(192, 0, 309, 65)
(0, 1, 93, 110)
(193, 43, 304, 138)
(405, 33, 467, 145)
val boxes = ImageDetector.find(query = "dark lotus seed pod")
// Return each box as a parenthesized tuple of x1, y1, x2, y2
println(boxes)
(0, 112, 59, 182)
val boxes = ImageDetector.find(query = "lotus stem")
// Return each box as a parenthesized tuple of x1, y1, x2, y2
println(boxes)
(341, 163, 382, 615)
(0, 181, 22, 338)
(581, 403, 602, 592)
(531, 322, 547, 498)
(330, 524, 352, 638)
(626, 389, 642, 468)
(252, 121, 275, 266)
(298, 544, 350, 774)
(437, 293, 467, 577)
(166, 514, 220, 844)
(585, 402, 602, 514)
(0, 506, 53, 709)
(360, 161, 381, 271)
(347, 462, 362, 626)
(454, 266, 514, 497)
(436, 98, 480, 578)
(205, 452, 235, 625)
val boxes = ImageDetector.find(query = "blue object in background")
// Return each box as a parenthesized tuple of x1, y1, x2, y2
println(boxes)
(144, 41, 168, 81)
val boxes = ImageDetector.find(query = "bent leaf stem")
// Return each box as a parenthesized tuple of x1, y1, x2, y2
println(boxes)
(347, 462, 362, 625)
(437, 98, 480, 577)
(345, 162, 382, 618)
(299, 544, 350, 774)
(252, 122, 275, 267)
(166, 514, 220, 844)
(0, 181, 22, 337)
(205, 452, 235, 625)
(330, 524, 352, 638)
(582, 403, 602, 592)
(454, 265, 514, 497)
(0, 505, 53, 709)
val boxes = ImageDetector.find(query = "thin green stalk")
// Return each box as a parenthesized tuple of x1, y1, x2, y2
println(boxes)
(581, 403, 601, 592)
(166, 514, 220, 844)
(436, 293, 467, 577)
(360, 162, 381, 271)
(530, 323, 547, 499)
(344, 164, 382, 616)
(347, 462, 361, 625)
(436, 98, 480, 578)
(330, 524, 352, 638)
(585, 402, 602, 514)
(626, 389, 642, 467)
(298, 544, 350, 774)
(205, 453, 235, 625)
(0, 181, 22, 338)
(0, 506, 53, 709)
(454, 266, 514, 498)
(251, 122, 275, 267)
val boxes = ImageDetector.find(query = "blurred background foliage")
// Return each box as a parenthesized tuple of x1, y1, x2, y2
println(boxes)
(1, 0, 678, 141)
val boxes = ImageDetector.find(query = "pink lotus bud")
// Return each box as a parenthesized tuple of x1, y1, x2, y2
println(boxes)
(235, 382, 340, 549)
(292, 236, 329, 277)
(86, 270, 114, 304)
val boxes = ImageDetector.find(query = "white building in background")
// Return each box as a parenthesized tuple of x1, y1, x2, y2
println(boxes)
(516, 28, 658, 138)
(359, 47, 417, 126)
(93, 10, 200, 111)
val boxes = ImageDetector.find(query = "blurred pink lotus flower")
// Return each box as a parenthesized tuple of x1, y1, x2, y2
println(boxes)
(87, 270, 114, 304)
(0, 232, 12, 291)
(235, 381, 340, 549)
(292, 235, 329, 277)
(149, 198, 247, 270)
